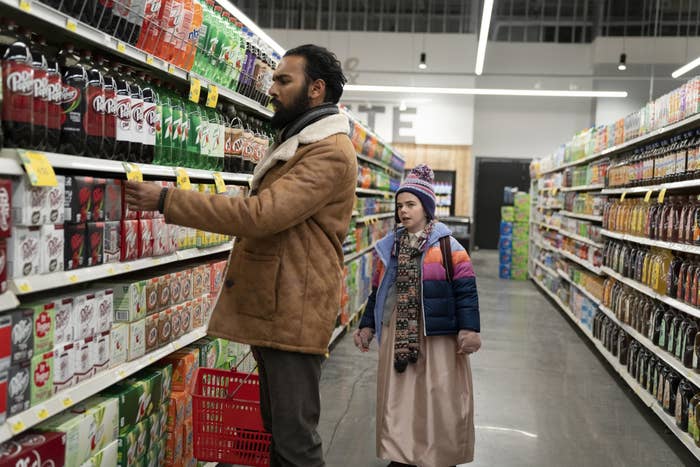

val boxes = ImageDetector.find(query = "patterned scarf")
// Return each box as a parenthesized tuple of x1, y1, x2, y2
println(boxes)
(394, 221, 435, 372)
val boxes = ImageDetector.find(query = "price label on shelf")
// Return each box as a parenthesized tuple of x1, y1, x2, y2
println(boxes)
(620, 192, 626, 201)
(122, 162, 143, 182)
(19, 151, 57, 187)
(206, 85, 219, 108)
(168, 64, 176, 74)
(68, 274, 79, 284)
(189, 78, 201, 103)
(644, 190, 654, 203)
(145, 55, 154, 65)
(17, 282, 31, 293)
(551, 187, 558, 196)
(175, 168, 191, 190)
(18, 0, 31, 12)
(36, 408, 49, 420)
(116, 41, 126, 53)
(213, 172, 226, 193)
(658, 188, 667, 204)
(11, 420, 25, 434)
(66, 19, 78, 32)
(62, 397, 73, 407)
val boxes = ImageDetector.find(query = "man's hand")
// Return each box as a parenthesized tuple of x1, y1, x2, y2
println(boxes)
(124, 180, 163, 212)
(353, 328, 374, 352)
(457, 330, 481, 355)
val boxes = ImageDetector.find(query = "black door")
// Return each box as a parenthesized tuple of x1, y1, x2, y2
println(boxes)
(474, 157, 531, 250)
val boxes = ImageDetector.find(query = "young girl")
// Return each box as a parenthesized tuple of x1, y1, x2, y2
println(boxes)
(353, 164, 481, 467)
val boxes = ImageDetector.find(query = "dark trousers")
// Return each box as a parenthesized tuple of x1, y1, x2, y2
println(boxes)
(252, 346, 326, 467)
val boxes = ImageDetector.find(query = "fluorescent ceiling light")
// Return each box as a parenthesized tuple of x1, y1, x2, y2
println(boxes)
(672, 57, 700, 79)
(475, 0, 495, 75)
(219, 0, 287, 56)
(344, 84, 628, 98)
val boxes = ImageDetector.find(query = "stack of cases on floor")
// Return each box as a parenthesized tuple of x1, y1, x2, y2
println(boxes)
(512, 192, 531, 280)
(499, 207, 513, 279)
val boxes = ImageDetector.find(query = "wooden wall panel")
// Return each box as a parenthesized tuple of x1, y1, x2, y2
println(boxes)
(393, 144, 473, 217)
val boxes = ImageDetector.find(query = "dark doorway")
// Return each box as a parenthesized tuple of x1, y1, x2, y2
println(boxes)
(474, 157, 531, 250)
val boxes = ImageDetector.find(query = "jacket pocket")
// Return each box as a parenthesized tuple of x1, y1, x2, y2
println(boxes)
(234, 251, 280, 321)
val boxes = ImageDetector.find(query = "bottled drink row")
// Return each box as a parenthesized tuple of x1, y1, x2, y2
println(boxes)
(607, 130, 700, 188)
(593, 314, 700, 444)
(603, 197, 700, 245)
(39, 0, 278, 107)
(562, 159, 608, 188)
(563, 192, 606, 217)
(0, 22, 272, 173)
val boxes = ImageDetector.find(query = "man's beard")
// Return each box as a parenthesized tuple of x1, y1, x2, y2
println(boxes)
(270, 90, 311, 130)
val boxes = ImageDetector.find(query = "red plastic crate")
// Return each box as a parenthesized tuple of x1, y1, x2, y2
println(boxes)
(191, 367, 271, 466)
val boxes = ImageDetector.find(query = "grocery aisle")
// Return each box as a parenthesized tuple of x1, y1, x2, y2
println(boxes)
(319, 250, 697, 467)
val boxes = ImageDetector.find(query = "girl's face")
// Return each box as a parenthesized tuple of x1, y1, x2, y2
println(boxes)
(397, 192, 428, 233)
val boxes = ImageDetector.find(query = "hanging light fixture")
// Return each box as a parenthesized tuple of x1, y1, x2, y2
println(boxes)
(419, 52, 427, 69)
(618, 53, 627, 71)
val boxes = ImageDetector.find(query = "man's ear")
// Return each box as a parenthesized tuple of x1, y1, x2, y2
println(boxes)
(308, 78, 327, 101)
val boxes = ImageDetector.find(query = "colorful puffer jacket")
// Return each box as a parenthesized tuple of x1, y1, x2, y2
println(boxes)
(359, 222, 480, 344)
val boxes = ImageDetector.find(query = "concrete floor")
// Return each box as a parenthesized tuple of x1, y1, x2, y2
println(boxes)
(318, 250, 698, 467)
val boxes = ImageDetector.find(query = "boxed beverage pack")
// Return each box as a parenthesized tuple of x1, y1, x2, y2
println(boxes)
(0, 239, 7, 293)
(95, 289, 114, 335)
(40, 224, 64, 274)
(103, 221, 121, 263)
(166, 391, 186, 433)
(103, 377, 155, 434)
(0, 314, 10, 370)
(180, 271, 193, 302)
(30, 351, 53, 405)
(116, 422, 141, 466)
(210, 260, 227, 294)
(53, 343, 75, 393)
(120, 220, 139, 261)
(131, 369, 163, 409)
(120, 182, 138, 221)
(10, 309, 34, 364)
(12, 179, 46, 226)
(170, 306, 182, 340)
(169, 271, 182, 305)
(64, 222, 86, 270)
(8, 226, 40, 278)
(150, 363, 172, 407)
(73, 337, 95, 383)
(190, 298, 203, 330)
(192, 266, 205, 297)
(501, 206, 514, 222)
(45, 176, 65, 225)
(157, 274, 171, 311)
(180, 305, 192, 336)
(108, 280, 146, 323)
(127, 319, 146, 361)
(164, 428, 183, 466)
(110, 323, 128, 368)
(53, 297, 74, 348)
(94, 331, 110, 374)
(91, 178, 106, 222)
(74, 291, 97, 341)
(168, 224, 179, 253)
(7, 361, 30, 416)
(163, 350, 198, 393)
(152, 218, 168, 257)
(158, 401, 169, 438)
(64, 176, 94, 224)
(499, 263, 511, 280)
(499, 221, 513, 237)
(104, 179, 122, 223)
(29, 302, 55, 355)
(498, 237, 512, 251)
(144, 278, 158, 316)
(80, 438, 118, 467)
(147, 411, 160, 442)
(138, 220, 153, 258)
(0, 431, 66, 467)
(157, 309, 172, 348)
(0, 178, 12, 238)
(87, 222, 105, 266)
(183, 420, 193, 459)
(145, 313, 159, 353)
(499, 251, 512, 265)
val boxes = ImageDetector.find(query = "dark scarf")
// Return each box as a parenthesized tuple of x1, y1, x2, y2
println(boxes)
(277, 103, 339, 145)
(394, 221, 435, 373)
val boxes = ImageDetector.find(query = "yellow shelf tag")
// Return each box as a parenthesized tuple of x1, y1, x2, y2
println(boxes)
(145, 55, 154, 65)
(36, 408, 49, 420)
(644, 190, 654, 203)
(18, 0, 30, 12)
(11, 420, 25, 434)
(189, 78, 201, 103)
(66, 19, 77, 32)
(552, 187, 558, 196)
(107, 266, 116, 275)
(116, 42, 126, 53)
(19, 151, 57, 187)
(168, 64, 176, 74)
(68, 274, 79, 283)
(62, 397, 73, 407)
(175, 168, 191, 190)
(206, 85, 219, 108)
(17, 282, 31, 293)
(213, 172, 226, 194)
(620, 192, 626, 201)
(658, 188, 667, 204)
(122, 162, 143, 182)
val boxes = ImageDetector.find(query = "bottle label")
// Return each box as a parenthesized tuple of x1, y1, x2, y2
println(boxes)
(103, 89, 117, 138)
(86, 86, 104, 137)
(143, 102, 157, 146)
(116, 95, 132, 142)
(3, 62, 34, 124)
(131, 98, 145, 143)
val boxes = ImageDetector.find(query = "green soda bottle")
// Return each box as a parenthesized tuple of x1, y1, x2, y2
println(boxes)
(186, 101, 203, 168)
(160, 87, 174, 166)
(170, 92, 184, 166)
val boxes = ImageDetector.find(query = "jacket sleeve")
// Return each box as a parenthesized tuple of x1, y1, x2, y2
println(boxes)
(358, 254, 384, 330)
(163, 135, 354, 238)
(450, 237, 480, 332)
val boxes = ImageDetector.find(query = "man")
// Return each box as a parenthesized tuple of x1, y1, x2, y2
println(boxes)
(125, 44, 357, 467)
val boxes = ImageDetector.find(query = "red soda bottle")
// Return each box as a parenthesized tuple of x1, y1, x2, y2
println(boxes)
(82, 49, 105, 158)
(57, 44, 87, 156)
(96, 55, 116, 159)
(42, 36, 62, 153)
(126, 68, 143, 162)
(138, 72, 157, 164)
(27, 31, 49, 151)
(1, 23, 33, 148)
(113, 64, 132, 161)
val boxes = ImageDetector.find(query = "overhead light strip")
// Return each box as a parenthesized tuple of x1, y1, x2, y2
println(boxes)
(475, 0, 495, 75)
(672, 57, 700, 79)
(218, 0, 287, 56)
(344, 84, 628, 98)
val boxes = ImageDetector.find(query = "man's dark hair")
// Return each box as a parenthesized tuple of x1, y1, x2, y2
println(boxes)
(284, 44, 347, 104)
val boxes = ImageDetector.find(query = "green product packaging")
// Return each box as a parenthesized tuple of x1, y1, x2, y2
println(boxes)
(131, 369, 164, 409)
(80, 439, 118, 467)
(30, 351, 54, 406)
(29, 301, 55, 355)
(106, 280, 147, 323)
(117, 426, 139, 467)
(159, 401, 170, 438)
(102, 379, 153, 435)
(149, 362, 173, 406)
(500, 206, 514, 222)
(147, 411, 161, 442)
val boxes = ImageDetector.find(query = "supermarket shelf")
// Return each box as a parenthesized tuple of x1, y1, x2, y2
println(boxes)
(532, 276, 571, 315)
(344, 243, 376, 264)
(355, 212, 394, 224)
(537, 205, 563, 210)
(601, 176, 700, 195)
(356, 154, 403, 176)
(558, 229, 604, 248)
(560, 184, 605, 192)
(0, 149, 253, 184)
(557, 269, 602, 305)
(560, 211, 604, 222)
(533, 238, 556, 253)
(597, 304, 700, 387)
(538, 275, 700, 462)
(0, 292, 19, 312)
(534, 259, 559, 279)
(355, 188, 395, 197)
(0, 0, 272, 118)
(559, 250, 604, 276)
(601, 266, 700, 320)
(0, 326, 208, 443)
(532, 221, 561, 231)
(601, 230, 700, 256)
(189, 72, 273, 118)
(11, 243, 232, 295)
(540, 112, 700, 174)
